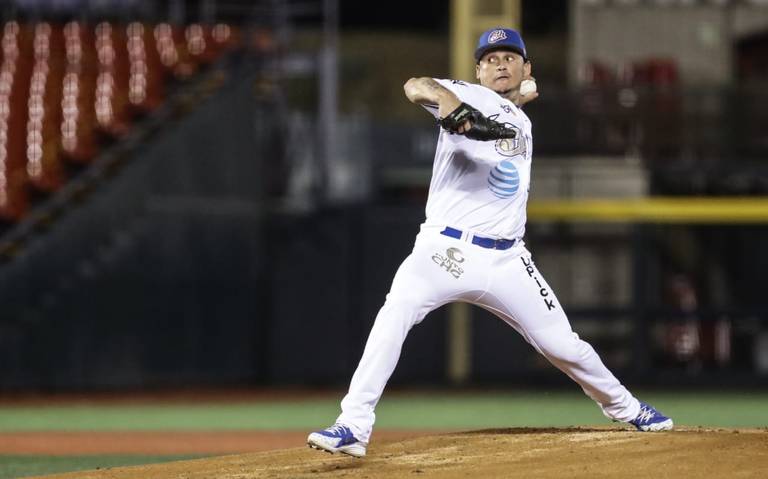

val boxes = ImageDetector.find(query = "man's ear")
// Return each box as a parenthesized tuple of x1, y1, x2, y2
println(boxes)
(475, 63, 481, 80)
(523, 61, 532, 79)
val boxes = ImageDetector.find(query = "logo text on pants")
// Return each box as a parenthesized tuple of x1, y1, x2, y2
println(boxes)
(521, 256, 557, 311)
(432, 247, 465, 279)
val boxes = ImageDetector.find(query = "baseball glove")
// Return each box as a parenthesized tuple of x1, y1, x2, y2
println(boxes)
(438, 102, 517, 141)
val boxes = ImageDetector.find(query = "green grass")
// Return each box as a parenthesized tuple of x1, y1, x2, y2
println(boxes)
(0, 391, 766, 432)
(0, 454, 204, 479)
(0, 391, 765, 478)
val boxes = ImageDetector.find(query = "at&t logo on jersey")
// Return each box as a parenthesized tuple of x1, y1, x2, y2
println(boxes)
(488, 131, 526, 199)
(488, 159, 520, 198)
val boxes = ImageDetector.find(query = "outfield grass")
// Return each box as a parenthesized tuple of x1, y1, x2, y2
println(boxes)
(0, 391, 765, 478)
(0, 391, 766, 432)
(0, 455, 203, 479)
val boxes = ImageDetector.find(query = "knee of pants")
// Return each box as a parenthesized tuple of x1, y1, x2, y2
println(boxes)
(533, 331, 594, 366)
(371, 296, 429, 341)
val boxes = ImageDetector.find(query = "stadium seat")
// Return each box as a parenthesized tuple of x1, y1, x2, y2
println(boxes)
(26, 22, 64, 193)
(0, 21, 32, 221)
(0, 20, 235, 222)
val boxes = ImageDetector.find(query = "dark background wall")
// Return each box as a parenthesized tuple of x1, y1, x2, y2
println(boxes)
(0, 63, 453, 390)
(2, 60, 768, 391)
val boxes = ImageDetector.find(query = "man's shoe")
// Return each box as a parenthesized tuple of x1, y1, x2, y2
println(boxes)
(629, 401, 674, 431)
(307, 423, 367, 458)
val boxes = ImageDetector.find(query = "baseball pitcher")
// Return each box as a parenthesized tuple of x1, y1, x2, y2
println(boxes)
(308, 27, 673, 458)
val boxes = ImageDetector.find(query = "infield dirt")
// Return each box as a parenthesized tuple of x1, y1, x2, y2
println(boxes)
(29, 426, 768, 479)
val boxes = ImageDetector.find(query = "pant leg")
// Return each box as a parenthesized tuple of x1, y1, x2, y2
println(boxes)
(337, 230, 486, 443)
(336, 294, 435, 443)
(477, 247, 640, 422)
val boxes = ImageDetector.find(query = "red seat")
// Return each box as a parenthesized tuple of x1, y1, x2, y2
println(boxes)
(26, 22, 65, 193)
(0, 22, 32, 221)
(0, 20, 236, 221)
(61, 21, 99, 165)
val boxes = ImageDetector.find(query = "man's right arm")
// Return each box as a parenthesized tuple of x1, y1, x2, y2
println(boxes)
(403, 77, 469, 132)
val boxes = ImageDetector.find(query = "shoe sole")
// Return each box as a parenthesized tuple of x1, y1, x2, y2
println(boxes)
(637, 418, 674, 432)
(307, 435, 366, 458)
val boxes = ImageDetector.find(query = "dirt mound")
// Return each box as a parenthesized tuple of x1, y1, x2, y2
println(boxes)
(0, 430, 438, 455)
(33, 426, 768, 479)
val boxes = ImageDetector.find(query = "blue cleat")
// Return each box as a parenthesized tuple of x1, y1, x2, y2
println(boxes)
(307, 423, 367, 458)
(629, 401, 674, 432)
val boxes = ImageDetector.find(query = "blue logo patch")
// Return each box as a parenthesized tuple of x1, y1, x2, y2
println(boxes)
(488, 159, 519, 198)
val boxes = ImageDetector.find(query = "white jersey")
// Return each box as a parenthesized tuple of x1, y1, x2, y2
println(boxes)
(421, 78, 533, 240)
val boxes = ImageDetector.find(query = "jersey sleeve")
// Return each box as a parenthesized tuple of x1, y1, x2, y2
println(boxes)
(420, 78, 481, 118)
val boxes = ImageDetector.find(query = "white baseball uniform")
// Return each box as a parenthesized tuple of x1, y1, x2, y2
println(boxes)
(336, 79, 641, 443)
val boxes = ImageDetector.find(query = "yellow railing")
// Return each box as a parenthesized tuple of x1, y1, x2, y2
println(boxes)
(527, 197, 768, 223)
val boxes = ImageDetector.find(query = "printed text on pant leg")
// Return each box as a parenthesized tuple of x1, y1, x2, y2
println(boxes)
(521, 256, 556, 311)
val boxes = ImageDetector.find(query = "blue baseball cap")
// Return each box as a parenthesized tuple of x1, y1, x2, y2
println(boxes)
(474, 27, 527, 62)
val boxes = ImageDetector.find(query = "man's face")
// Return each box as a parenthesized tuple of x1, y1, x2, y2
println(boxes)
(475, 49, 530, 95)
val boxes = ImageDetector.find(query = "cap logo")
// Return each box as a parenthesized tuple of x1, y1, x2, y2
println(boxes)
(488, 29, 507, 44)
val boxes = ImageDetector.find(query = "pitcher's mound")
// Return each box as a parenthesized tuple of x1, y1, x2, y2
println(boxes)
(37, 426, 768, 478)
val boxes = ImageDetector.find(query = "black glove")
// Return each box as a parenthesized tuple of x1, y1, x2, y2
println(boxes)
(438, 102, 517, 141)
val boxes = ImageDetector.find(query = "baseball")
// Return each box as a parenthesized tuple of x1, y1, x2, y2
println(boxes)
(520, 79, 537, 96)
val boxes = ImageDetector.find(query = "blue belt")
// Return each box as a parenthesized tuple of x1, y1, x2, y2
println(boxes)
(440, 227, 518, 250)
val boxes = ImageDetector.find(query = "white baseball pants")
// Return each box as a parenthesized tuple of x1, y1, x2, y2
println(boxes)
(336, 225, 641, 443)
